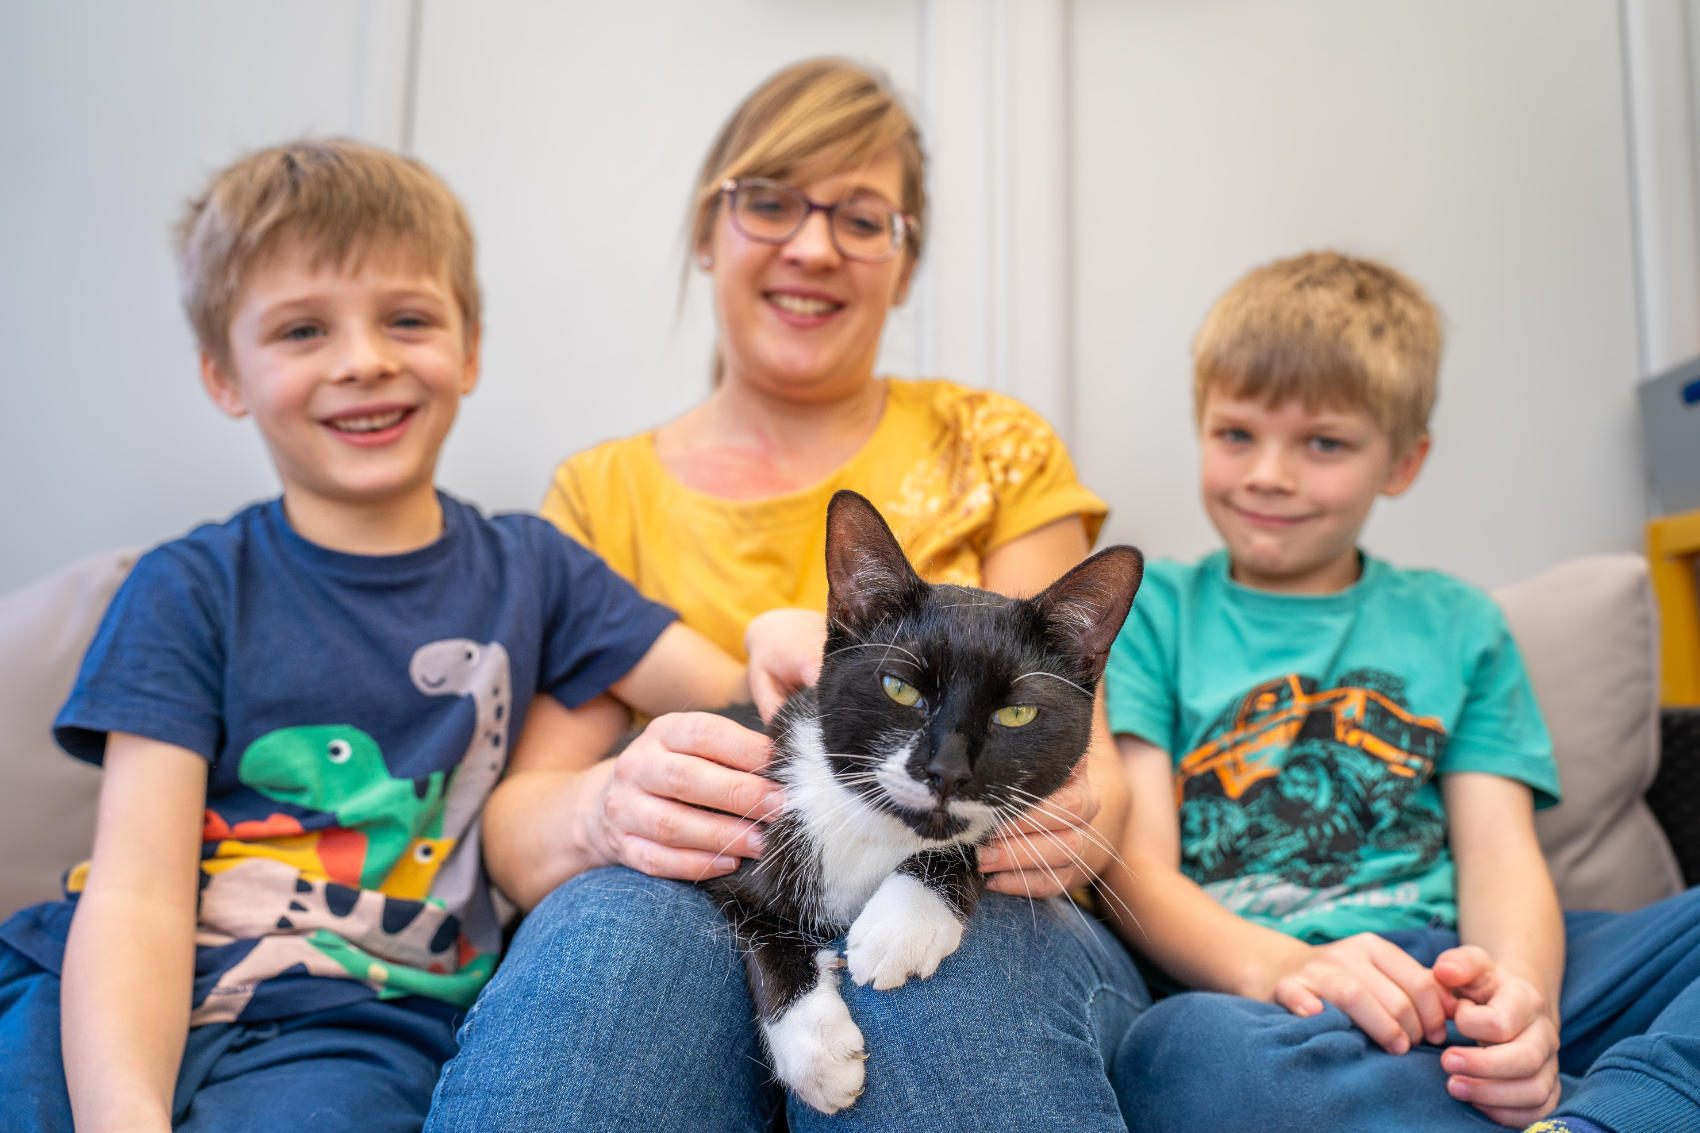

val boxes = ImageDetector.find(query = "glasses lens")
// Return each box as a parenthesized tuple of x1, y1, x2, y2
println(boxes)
(732, 181, 805, 242)
(832, 199, 900, 262)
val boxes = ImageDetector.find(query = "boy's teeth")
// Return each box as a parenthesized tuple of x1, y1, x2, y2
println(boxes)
(770, 293, 837, 316)
(331, 409, 408, 433)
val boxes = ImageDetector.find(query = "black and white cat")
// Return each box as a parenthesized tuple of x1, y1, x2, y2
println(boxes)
(708, 490, 1142, 1114)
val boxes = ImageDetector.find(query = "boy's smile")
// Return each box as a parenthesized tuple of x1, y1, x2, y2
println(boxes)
(1199, 393, 1428, 595)
(200, 239, 479, 553)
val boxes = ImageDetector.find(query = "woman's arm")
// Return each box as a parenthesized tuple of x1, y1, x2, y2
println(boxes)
(1432, 772, 1564, 1126)
(978, 515, 1129, 895)
(61, 732, 205, 1133)
(481, 623, 783, 910)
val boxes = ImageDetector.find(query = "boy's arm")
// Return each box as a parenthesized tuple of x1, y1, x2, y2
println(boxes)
(1101, 734, 1451, 1054)
(1432, 771, 1564, 1126)
(482, 623, 783, 911)
(61, 732, 206, 1133)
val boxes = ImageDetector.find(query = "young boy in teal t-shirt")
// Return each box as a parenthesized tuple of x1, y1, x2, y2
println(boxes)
(1101, 252, 1700, 1132)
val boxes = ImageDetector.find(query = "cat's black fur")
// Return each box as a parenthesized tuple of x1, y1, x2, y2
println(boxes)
(706, 490, 1142, 1114)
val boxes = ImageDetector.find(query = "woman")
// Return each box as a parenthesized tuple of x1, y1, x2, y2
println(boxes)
(428, 59, 1147, 1132)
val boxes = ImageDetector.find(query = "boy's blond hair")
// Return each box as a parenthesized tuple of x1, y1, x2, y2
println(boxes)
(1192, 251, 1441, 455)
(685, 57, 927, 281)
(177, 137, 480, 366)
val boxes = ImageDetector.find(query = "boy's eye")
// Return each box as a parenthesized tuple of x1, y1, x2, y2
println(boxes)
(391, 313, 432, 330)
(281, 324, 321, 342)
(993, 705, 1038, 727)
(1215, 427, 1252, 444)
(1308, 436, 1349, 454)
(881, 674, 921, 707)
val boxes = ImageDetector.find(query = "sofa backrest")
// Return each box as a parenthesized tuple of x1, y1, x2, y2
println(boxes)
(1496, 553, 1684, 911)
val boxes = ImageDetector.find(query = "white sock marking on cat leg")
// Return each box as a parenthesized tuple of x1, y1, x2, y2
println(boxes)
(763, 948, 867, 1114)
(846, 873, 965, 990)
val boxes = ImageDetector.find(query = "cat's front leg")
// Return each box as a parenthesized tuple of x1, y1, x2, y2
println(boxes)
(722, 899, 867, 1114)
(845, 849, 984, 990)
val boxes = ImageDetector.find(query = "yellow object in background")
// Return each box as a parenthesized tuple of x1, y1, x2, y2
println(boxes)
(1648, 508, 1700, 705)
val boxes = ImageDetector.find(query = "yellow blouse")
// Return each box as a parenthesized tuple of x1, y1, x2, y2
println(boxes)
(541, 378, 1108, 660)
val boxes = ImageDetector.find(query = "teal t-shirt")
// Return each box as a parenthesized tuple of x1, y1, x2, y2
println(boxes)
(1105, 550, 1559, 943)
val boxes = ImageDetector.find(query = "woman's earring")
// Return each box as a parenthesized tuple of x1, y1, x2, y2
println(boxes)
(699, 252, 714, 269)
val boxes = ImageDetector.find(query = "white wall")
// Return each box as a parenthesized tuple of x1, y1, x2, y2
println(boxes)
(1072, 0, 1646, 589)
(0, 0, 1679, 595)
(0, 0, 413, 590)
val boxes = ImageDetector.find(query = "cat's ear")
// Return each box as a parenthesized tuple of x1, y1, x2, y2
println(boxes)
(1031, 546, 1144, 678)
(824, 490, 925, 638)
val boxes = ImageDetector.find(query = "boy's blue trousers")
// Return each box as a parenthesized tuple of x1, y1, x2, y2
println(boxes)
(0, 932, 457, 1131)
(1113, 885, 1700, 1131)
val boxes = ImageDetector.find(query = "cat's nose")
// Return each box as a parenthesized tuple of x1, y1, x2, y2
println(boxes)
(926, 737, 973, 801)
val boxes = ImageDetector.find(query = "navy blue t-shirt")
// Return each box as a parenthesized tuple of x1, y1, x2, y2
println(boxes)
(1, 493, 675, 1024)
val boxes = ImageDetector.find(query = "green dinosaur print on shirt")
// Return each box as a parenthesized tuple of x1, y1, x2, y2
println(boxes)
(238, 724, 446, 890)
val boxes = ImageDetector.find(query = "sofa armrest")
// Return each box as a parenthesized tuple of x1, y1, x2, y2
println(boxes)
(1649, 707, 1700, 889)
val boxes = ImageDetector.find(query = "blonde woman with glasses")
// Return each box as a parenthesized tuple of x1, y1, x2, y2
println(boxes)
(426, 58, 1148, 1132)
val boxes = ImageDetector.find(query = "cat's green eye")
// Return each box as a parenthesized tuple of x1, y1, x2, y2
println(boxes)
(881, 674, 921, 707)
(993, 705, 1038, 727)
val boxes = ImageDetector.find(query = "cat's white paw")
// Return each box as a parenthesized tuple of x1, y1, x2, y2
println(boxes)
(846, 873, 965, 990)
(764, 950, 868, 1114)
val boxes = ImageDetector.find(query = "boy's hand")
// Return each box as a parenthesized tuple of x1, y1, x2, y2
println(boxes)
(586, 711, 786, 881)
(978, 760, 1101, 897)
(745, 608, 827, 721)
(1270, 932, 1455, 1054)
(1433, 945, 1561, 1126)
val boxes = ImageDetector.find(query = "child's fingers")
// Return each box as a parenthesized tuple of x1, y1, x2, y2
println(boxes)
(1441, 1028, 1555, 1084)
(1271, 980, 1325, 1019)
(1363, 942, 1452, 1046)
(1432, 944, 1498, 1001)
(1283, 969, 1412, 1054)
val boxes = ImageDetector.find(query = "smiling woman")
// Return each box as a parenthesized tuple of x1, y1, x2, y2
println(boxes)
(424, 58, 1151, 1133)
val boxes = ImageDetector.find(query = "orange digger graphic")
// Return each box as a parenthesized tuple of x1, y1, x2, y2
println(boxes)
(1177, 674, 1446, 802)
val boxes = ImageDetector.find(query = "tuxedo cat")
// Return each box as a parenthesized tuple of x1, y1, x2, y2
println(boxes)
(707, 490, 1142, 1114)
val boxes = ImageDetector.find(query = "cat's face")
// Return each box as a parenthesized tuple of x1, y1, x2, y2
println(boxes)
(815, 491, 1142, 843)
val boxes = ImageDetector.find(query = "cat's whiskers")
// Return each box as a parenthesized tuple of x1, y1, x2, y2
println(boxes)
(821, 640, 922, 667)
(989, 790, 1146, 936)
(1010, 671, 1093, 700)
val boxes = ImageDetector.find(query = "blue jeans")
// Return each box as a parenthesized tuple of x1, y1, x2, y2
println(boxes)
(1111, 886, 1700, 1131)
(0, 936, 458, 1132)
(426, 866, 1150, 1131)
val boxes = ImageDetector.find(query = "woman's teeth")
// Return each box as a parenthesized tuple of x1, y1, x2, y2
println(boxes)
(330, 409, 408, 433)
(768, 293, 838, 316)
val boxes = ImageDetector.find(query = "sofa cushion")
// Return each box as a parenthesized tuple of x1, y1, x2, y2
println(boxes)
(0, 548, 135, 917)
(1495, 553, 1684, 912)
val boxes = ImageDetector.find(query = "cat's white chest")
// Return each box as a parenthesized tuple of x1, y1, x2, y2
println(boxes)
(779, 720, 928, 925)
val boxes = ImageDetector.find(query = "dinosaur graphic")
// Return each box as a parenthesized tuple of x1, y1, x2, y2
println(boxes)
(232, 724, 447, 891)
(408, 639, 512, 913)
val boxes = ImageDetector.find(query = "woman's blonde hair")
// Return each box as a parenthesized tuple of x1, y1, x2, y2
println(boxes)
(177, 137, 480, 366)
(684, 57, 927, 287)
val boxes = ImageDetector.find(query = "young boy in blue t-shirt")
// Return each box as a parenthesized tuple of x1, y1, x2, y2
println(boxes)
(0, 138, 804, 1131)
(1100, 251, 1700, 1132)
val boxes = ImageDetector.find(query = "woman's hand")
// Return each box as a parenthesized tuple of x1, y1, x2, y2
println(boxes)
(1433, 946, 1561, 1126)
(978, 760, 1102, 897)
(582, 711, 786, 881)
(1268, 932, 1456, 1055)
(745, 607, 827, 720)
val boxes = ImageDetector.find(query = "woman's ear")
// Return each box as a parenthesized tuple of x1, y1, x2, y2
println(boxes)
(200, 351, 248, 419)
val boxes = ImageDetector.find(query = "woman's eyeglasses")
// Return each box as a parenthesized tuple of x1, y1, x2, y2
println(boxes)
(720, 178, 916, 264)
